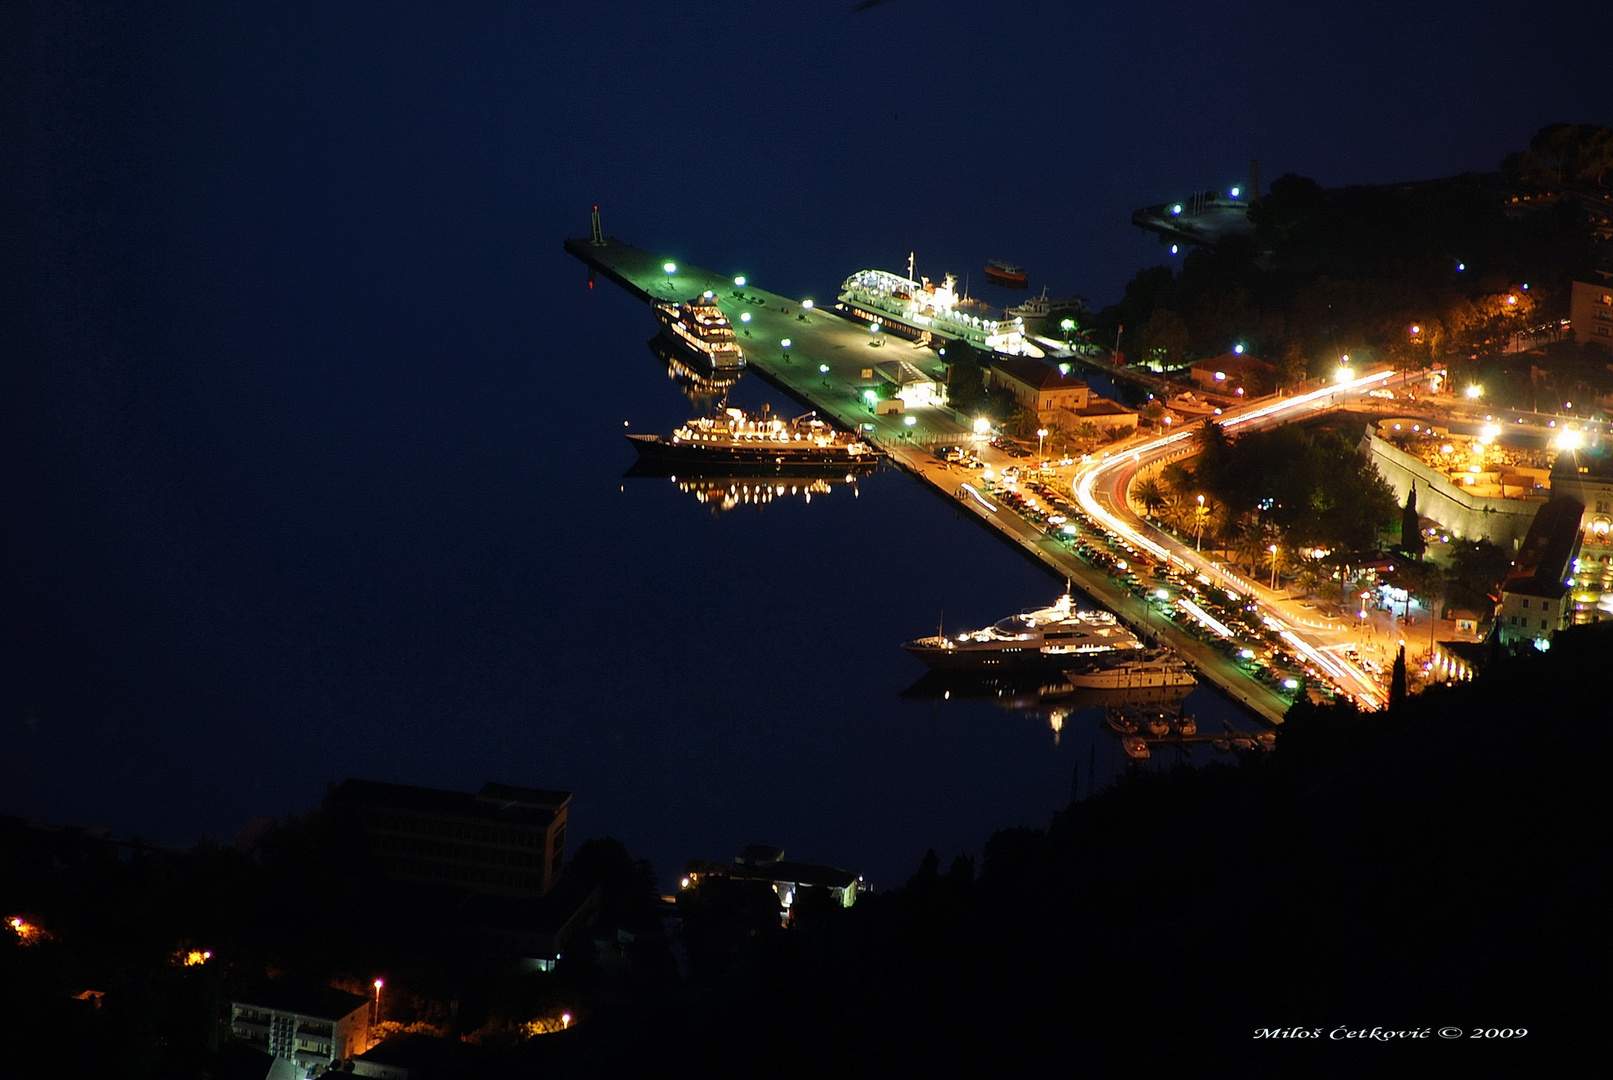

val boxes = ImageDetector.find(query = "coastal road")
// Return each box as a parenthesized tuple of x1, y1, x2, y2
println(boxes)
(566, 236, 1406, 722)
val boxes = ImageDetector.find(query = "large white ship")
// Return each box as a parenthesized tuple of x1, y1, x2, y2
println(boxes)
(902, 592, 1143, 671)
(654, 291, 745, 371)
(836, 261, 1039, 356)
(1064, 649, 1197, 689)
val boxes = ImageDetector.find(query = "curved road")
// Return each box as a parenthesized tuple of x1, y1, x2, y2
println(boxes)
(1073, 370, 1413, 711)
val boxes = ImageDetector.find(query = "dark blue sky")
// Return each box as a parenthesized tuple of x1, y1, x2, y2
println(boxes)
(2, 0, 1608, 884)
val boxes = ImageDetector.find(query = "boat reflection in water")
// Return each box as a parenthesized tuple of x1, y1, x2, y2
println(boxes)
(624, 461, 874, 515)
(901, 670, 1192, 746)
(648, 334, 742, 409)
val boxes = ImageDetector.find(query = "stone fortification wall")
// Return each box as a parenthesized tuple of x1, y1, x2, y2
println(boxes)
(1360, 429, 1539, 552)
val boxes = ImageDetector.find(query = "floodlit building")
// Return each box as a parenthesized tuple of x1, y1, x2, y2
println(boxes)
(230, 983, 370, 1074)
(1497, 496, 1584, 647)
(1569, 279, 1613, 350)
(681, 845, 863, 915)
(983, 357, 1139, 436)
(327, 779, 571, 898)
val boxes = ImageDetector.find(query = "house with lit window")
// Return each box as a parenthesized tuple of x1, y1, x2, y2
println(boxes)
(1570, 278, 1613, 350)
(230, 983, 370, 1074)
(1496, 496, 1583, 647)
(326, 779, 571, 899)
(1188, 352, 1275, 395)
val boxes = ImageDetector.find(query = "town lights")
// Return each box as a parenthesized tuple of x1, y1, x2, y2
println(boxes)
(801, 299, 813, 311)
(562, 1013, 573, 1030)
(1466, 385, 1483, 400)
(1233, 343, 1245, 354)
(663, 262, 676, 274)
(1334, 365, 1353, 383)
(733, 276, 745, 287)
(739, 312, 751, 323)
(1231, 186, 1241, 197)
(973, 417, 991, 435)
(1409, 324, 1421, 335)
(1171, 204, 1182, 215)
(1555, 429, 1584, 451)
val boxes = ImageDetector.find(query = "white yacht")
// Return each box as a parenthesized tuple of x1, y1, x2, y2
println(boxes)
(1064, 649, 1197, 689)
(654, 291, 745, 371)
(902, 592, 1143, 671)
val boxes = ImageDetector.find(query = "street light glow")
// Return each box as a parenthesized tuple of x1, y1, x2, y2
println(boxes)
(973, 417, 991, 435)
(1334, 366, 1353, 383)
(662, 262, 676, 274)
(1465, 385, 1483, 399)
(801, 299, 813, 310)
(739, 312, 751, 323)
(733, 276, 746, 286)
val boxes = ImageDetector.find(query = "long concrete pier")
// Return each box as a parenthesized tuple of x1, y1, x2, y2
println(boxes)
(566, 235, 1291, 724)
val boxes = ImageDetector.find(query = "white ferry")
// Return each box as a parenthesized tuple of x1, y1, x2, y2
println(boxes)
(836, 264, 1038, 356)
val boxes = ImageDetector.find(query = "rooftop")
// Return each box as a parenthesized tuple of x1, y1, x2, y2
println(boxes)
(329, 779, 571, 826)
(1503, 495, 1584, 600)
(233, 982, 369, 1022)
(988, 354, 1088, 391)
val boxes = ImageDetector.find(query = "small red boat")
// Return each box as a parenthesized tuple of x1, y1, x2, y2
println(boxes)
(983, 259, 1028, 288)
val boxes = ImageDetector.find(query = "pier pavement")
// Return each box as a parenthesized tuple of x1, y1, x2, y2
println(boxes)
(565, 236, 1293, 724)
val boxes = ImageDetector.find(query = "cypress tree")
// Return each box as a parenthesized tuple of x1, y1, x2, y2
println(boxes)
(1389, 645, 1408, 710)
(1401, 483, 1426, 559)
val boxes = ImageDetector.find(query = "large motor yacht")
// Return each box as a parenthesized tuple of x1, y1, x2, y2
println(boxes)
(626, 405, 878, 472)
(1063, 649, 1197, 690)
(902, 592, 1143, 671)
(654, 290, 745, 371)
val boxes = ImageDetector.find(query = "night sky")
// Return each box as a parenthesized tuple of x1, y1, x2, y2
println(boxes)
(3, 0, 1609, 886)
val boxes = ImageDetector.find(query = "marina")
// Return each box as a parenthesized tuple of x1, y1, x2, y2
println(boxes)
(566, 230, 1297, 724)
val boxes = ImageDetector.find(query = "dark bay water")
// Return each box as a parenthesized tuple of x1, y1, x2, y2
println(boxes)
(4, 0, 1598, 888)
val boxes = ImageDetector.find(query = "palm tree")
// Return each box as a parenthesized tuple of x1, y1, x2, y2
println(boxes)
(1231, 516, 1267, 573)
(1263, 542, 1288, 589)
(1133, 477, 1166, 517)
(1074, 420, 1102, 446)
(1291, 555, 1327, 597)
(1159, 462, 1194, 495)
(1161, 493, 1196, 534)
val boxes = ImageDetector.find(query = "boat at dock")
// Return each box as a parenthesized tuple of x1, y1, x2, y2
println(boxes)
(654, 290, 745, 371)
(1121, 736, 1151, 761)
(903, 592, 1144, 671)
(1004, 286, 1088, 320)
(1063, 648, 1197, 689)
(1104, 708, 1139, 735)
(627, 406, 878, 472)
(837, 267, 1038, 355)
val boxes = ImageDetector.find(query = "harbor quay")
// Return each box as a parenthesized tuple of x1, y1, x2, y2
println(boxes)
(566, 234, 1294, 724)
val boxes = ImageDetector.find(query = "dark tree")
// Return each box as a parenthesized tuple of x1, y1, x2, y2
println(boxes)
(1400, 484, 1426, 560)
(1389, 645, 1408, 710)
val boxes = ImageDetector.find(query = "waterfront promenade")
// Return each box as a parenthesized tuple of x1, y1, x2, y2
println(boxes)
(565, 234, 1380, 724)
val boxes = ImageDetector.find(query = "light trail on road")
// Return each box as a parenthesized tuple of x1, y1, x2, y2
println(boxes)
(1073, 368, 1403, 711)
